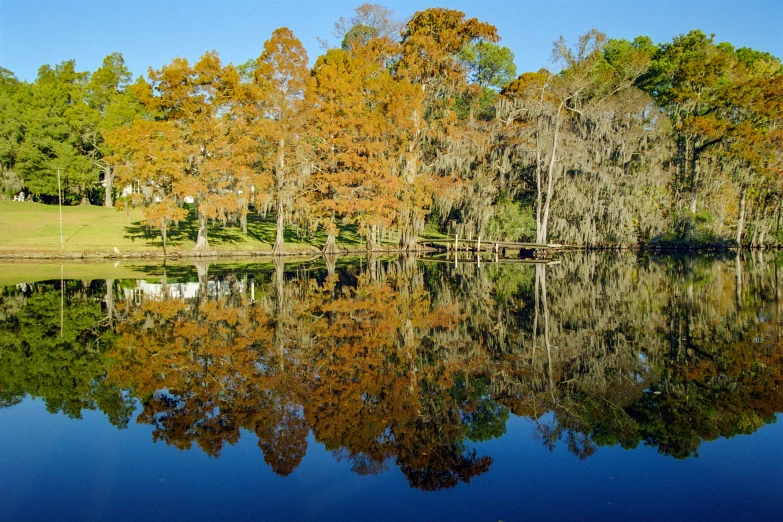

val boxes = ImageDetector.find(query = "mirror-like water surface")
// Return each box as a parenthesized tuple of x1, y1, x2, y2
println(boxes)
(1, 253, 782, 521)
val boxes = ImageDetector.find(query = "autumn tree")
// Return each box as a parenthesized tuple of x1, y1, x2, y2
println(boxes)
(252, 28, 311, 254)
(394, 8, 500, 250)
(718, 48, 782, 246)
(105, 119, 190, 254)
(309, 43, 420, 252)
(109, 52, 254, 251)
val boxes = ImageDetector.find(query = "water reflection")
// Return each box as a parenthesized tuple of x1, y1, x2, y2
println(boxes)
(1, 253, 781, 490)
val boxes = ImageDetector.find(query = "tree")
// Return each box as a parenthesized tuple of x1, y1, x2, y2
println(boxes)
(394, 8, 500, 250)
(638, 31, 736, 215)
(461, 41, 517, 90)
(84, 53, 141, 207)
(331, 3, 403, 51)
(309, 42, 422, 252)
(106, 119, 191, 254)
(15, 61, 95, 203)
(112, 52, 251, 250)
(0, 68, 25, 196)
(308, 49, 373, 253)
(252, 28, 311, 255)
(496, 30, 656, 245)
(718, 49, 782, 246)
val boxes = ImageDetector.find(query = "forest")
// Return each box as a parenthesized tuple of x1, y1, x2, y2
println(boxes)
(0, 4, 781, 251)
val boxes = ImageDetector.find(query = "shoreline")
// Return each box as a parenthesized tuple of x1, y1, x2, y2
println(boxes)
(2, 238, 777, 260)
(0, 245, 445, 260)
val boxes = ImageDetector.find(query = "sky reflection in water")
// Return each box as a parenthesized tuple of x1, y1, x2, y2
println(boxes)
(0, 253, 782, 520)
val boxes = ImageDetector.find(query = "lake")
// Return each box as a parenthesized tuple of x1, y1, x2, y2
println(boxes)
(1, 252, 782, 521)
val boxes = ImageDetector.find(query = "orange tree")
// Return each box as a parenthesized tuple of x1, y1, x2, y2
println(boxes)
(109, 52, 256, 251)
(393, 8, 499, 250)
(251, 28, 312, 254)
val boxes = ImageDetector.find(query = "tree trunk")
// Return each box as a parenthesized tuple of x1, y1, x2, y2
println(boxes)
(324, 253, 338, 276)
(161, 266, 169, 300)
(238, 197, 248, 235)
(194, 260, 210, 302)
(367, 224, 378, 251)
(367, 251, 378, 281)
(323, 231, 340, 255)
(399, 228, 418, 252)
(535, 264, 554, 395)
(273, 256, 285, 317)
(538, 106, 562, 245)
(735, 252, 742, 306)
(103, 165, 113, 208)
(535, 115, 544, 245)
(751, 194, 764, 248)
(737, 187, 747, 247)
(273, 199, 285, 255)
(161, 222, 168, 257)
(194, 211, 210, 250)
(273, 139, 286, 254)
(689, 154, 699, 214)
(273, 256, 286, 371)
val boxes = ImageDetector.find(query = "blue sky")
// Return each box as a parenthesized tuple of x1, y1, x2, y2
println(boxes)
(1, 0, 781, 82)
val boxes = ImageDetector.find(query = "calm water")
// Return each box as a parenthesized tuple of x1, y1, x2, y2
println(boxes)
(1, 253, 782, 521)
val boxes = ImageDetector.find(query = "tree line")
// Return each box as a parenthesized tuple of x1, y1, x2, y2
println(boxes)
(1, 4, 781, 250)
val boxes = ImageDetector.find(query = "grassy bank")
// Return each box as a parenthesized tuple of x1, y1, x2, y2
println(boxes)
(0, 201, 384, 256)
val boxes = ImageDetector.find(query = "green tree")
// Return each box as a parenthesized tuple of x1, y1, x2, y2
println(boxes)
(15, 61, 95, 203)
(638, 31, 736, 215)
(83, 52, 142, 207)
(0, 68, 25, 196)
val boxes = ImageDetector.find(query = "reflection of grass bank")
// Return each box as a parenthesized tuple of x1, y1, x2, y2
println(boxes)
(0, 262, 153, 286)
(0, 201, 372, 256)
(0, 254, 402, 286)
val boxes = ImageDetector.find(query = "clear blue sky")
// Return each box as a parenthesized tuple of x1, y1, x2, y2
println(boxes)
(1, 0, 781, 82)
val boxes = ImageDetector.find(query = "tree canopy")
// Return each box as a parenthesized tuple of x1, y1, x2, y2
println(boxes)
(1, 5, 781, 251)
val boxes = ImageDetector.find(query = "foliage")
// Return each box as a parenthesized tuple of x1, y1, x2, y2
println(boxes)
(1, 12, 780, 249)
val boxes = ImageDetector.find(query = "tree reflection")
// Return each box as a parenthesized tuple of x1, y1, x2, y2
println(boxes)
(1, 252, 783, 489)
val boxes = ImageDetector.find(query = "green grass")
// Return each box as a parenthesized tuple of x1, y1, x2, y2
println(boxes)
(420, 222, 451, 240)
(0, 201, 370, 255)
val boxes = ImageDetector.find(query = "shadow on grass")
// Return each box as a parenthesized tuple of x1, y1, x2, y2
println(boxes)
(124, 208, 368, 250)
(124, 209, 255, 249)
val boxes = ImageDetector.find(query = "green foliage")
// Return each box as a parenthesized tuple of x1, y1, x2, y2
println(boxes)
(0, 284, 133, 427)
(654, 210, 732, 248)
(486, 198, 534, 241)
(341, 23, 379, 50)
(460, 41, 517, 90)
(12, 61, 96, 201)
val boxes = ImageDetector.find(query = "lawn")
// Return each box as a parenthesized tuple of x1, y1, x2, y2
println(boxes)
(0, 200, 373, 256)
